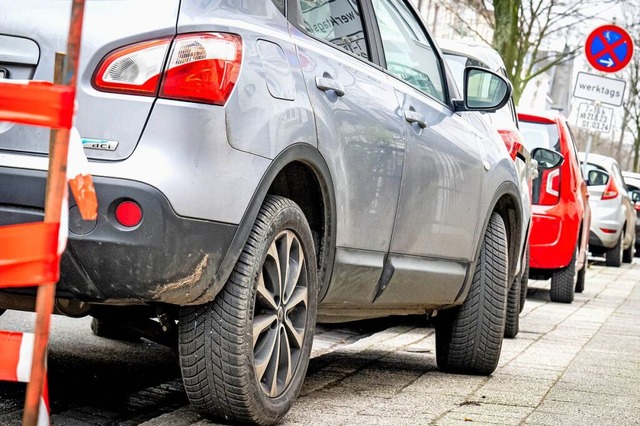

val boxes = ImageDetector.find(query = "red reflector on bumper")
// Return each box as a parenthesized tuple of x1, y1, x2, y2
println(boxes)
(115, 201, 143, 227)
(600, 228, 617, 234)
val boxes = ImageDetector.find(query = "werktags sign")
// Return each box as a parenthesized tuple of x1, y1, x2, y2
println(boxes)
(572, 72, 626, 107)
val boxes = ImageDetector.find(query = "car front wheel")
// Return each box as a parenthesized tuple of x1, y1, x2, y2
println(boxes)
(436, 212, 508, 375)
(178, 195, 318, 425)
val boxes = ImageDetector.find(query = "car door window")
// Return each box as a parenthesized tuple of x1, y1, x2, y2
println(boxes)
(299, 0, 369, 60)
(564, 122, 584, 178)
(443, 53, 484, 92)
(271, 0, 285, 15)
(371, 0, 445, 103)
(612, 163, 626, 190)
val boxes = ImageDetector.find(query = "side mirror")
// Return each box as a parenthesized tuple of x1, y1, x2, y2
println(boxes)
(453, 66, 512, 113)
(586, 169, 609, 187)
(630, 190, 640, 203)
(531, 147, 563, 170)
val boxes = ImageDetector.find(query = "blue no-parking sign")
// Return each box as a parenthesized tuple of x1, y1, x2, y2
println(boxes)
(585, 24, 634, 73)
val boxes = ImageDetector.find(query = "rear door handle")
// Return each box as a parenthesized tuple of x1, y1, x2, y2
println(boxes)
(315, 77, 345, 97)
(404, 110, 426, 128)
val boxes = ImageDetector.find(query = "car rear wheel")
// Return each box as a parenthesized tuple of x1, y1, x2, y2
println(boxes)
(575, 265, 586, 293)
(90, 317, 141, 342)
(605, 233, 623, 267)
(178, 195, 318, 425)
(623, 232, 634, 263)
(504, 275, 521, 339)
(436, 212, 508, 375)
(519, 244, 530, 314)
(550, 245, 576, 303)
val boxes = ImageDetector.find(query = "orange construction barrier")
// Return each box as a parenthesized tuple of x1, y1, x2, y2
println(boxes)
(0, 332, 49, 425)
(0, 0, 96, 424)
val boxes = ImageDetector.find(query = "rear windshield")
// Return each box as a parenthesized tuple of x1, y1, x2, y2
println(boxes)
(519, 120, 561, 152)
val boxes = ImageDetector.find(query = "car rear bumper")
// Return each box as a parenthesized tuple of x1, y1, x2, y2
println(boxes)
(529, 206, 577, 270)
(589, 214, 623, 249)
(0, 167, 237, 305)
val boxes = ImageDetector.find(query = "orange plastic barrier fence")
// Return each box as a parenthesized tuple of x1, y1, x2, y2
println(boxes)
(0, 222, 61, 288)
(0, 81, 75, 129)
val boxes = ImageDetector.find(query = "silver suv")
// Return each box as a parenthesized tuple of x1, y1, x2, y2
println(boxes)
(0, 1, 525, 424)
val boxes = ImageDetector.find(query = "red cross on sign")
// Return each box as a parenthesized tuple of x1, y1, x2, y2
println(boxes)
(585, 24, 634, 73)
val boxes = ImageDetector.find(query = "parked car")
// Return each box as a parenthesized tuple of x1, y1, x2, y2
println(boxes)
(517, 111, 590, 301)
(439, 38, 533, 337)
(580, 153, 636, 265)
(0, 1, 526, 424)
(622, 170, 640, 254)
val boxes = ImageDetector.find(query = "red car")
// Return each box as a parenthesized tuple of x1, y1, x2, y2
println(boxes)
(518, 111, 591, 303)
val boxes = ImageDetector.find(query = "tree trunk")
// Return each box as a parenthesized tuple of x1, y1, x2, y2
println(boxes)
(617, 101, 630, 159)
(492, 0, 523, 103)
(635, 124, 640, 173)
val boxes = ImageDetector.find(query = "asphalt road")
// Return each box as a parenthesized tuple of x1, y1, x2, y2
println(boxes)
(1, 259, 639, 425)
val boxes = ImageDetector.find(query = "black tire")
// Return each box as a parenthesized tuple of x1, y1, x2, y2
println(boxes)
(519, 244, 530, 314)
(436, 212, 508, 375)
(605, 233, 623, 267)
(575, 264, 586, 293)
(623, 232, 634, 263)
(504, 275, 521, 338)
(178, 195, 318, 425)
(550, 246, 576, 303)
(90, 317, 141, 342)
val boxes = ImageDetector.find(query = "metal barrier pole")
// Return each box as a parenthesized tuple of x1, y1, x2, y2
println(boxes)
(22, 1, 86, 424)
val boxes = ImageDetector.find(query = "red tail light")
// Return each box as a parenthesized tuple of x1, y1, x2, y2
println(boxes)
(634, 203, 640, 213)
(497, 129, 522, 161)
(601, 177, 619, 200)
(93, 33, 242, 105)
(537, 168, 561, 205)
(160, 33, 242, 105)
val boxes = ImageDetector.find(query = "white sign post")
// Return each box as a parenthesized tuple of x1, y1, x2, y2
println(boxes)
(573, 72, 627, 107)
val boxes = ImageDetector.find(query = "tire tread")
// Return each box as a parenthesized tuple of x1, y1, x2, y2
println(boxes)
(436, 213, 508, 375)
(178, 195, 317, 425)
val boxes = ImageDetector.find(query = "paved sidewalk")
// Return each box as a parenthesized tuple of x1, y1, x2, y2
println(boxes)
(143, 261, 640, 426)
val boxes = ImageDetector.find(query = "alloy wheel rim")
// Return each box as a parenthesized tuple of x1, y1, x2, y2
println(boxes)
(252, 230, 308, 398)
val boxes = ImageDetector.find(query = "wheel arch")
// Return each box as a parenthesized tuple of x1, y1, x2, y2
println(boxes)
(454, 181, 523, 305)
(190, 143, 336, 305)
(494, 190, 523, 286)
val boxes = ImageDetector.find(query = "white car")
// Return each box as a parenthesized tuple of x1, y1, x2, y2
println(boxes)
(439, 38, 533, 337)
(580, 153, 636, 266)
(622, 170, 640, 254)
